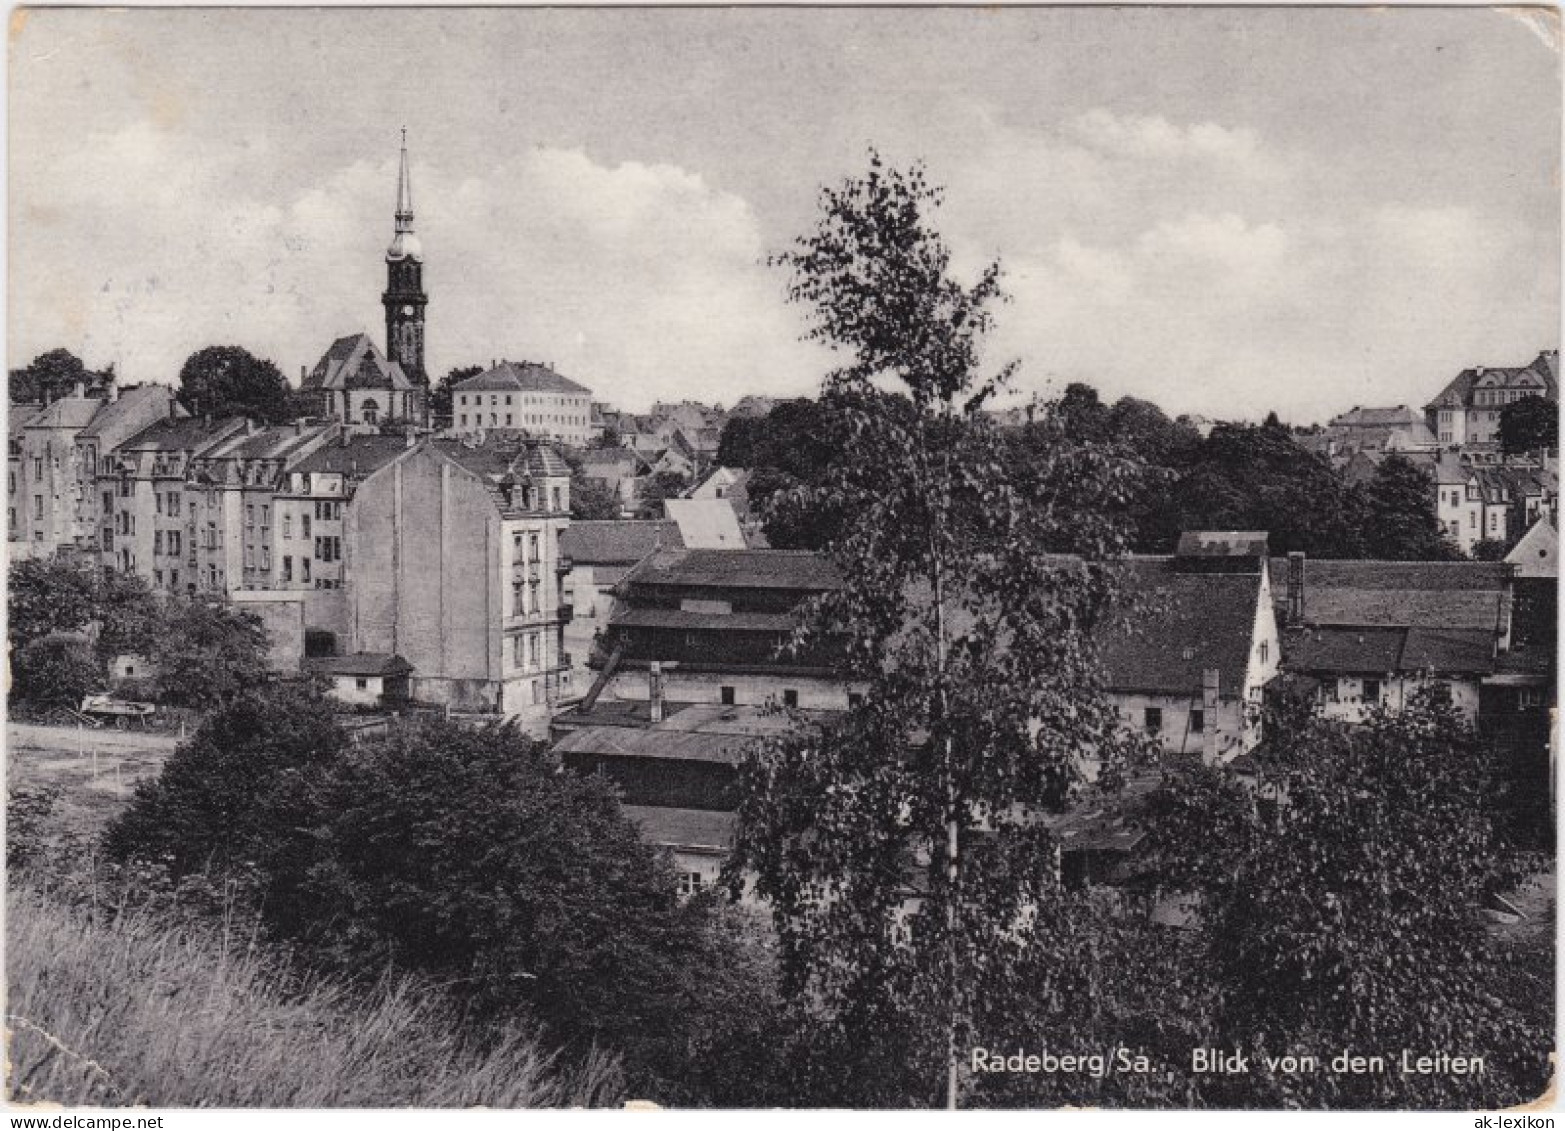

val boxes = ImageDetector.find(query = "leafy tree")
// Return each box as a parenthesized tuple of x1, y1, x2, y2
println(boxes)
(1363, 453, 1461, 561)
(9, 637, 100, 708)
(431, 364, 483, 426)
(1147, 691, 1549, 1108)
(177, 346, 291, 423)
(1499, 395, 1558, 457)
(728, 153, 1148, 1107)
(265, 719, 769, 1094)
(1469, 537, 1512, 562)
(1055, 382, 1112, 445)
(634, 469, 691, 519)
(7, 558, 97, 648)
(103, 683, 346, 878)
(571, 474, 622, 520)
(8, 349, 112, 405)
(147, 597, 269, 707)
(1169, 419, 1368, 557)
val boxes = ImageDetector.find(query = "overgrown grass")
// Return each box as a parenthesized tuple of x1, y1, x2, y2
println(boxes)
(6, 880, 624, 1107)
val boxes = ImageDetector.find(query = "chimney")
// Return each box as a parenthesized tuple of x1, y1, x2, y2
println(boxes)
(300, 365, 307, 383)
(648, 661, 664, 723)
(1286, 551, 1306, 626)
(1202, 668, 1220, 763)
(72, 381, 85, 399)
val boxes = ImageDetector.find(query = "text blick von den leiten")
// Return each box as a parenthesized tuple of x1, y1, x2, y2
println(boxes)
(968, 1046, 1487, 1080)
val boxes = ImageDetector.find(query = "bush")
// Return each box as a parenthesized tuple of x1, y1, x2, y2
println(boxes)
(103, 684, 346, 878)
(9, 637, 100, 708)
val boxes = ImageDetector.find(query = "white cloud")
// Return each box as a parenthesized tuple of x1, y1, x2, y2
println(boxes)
(11, 125, 825, 408)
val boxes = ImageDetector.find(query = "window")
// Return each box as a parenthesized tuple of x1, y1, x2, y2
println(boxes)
(302, 558, 311, 583)
(529, 578, 540, 613)
(783, 689, 799, 708)
(1144, 707, 1163, 734)
(283, 514, 291, 538)
(261, 547, 270, 570)
(551, 486, 562, 511)
(512, 635, 525, 666)
(302, 514, 311, 539)
(460, 414, 467, 427)
(1189, 708, 1205, 734)
(1259, 641, 1269, 663)
(154, 531, 164, 555)
(170, 569, 179, 588)
(1519, 688, 1543, 709)
(720, 686, 735, 706)
(246, 505, 255, 526)
(1362, 678, 1381, 703)
(679, 872, 704, 896)
(528, 633, 540, 668)
(355, 677, 369, 690)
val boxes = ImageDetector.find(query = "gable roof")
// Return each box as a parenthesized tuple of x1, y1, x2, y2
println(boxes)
(119, 415, 248, 454)
(1505, 515, 1557, 579)
(663, 497, 747, 549)
(289, 433, 417, 477)
(77, 385, 179, 441)
(26, 395, 103, 431)
(626, 548, 844, 592)
(1266, 557, 1512, 631)
(303, 333, 412, 392)
(1329, 405, 1421, 429)
(1283, 625, 1495, 676)
(1425, 351, 1559, 411)
(552, 725, 755, 765)
(454, 361, 591, 397)
(560, 520, 683, 564)
(1097, 559, 1262, 699)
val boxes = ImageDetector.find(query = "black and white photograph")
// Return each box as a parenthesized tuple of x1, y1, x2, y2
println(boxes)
(4, 5, 1558, 1115)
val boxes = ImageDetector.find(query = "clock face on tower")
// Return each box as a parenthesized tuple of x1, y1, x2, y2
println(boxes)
(401, 305, 415, 316)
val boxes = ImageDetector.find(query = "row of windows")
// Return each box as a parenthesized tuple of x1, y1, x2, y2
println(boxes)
(458, 412, 588, 430)
(459, 393, 586, 409)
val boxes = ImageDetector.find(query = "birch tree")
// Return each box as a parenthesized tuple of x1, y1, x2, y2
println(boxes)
(727, 154, 1152, 1107)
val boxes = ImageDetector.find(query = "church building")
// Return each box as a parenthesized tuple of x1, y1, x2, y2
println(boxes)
(302, 131, 431, 428)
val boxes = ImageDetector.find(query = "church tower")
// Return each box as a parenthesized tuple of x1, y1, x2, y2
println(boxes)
(382, 128, 428, 389)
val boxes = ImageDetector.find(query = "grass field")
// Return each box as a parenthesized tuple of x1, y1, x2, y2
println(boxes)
(6, 723, 625, 1108)
(6, 880, 624, 1107)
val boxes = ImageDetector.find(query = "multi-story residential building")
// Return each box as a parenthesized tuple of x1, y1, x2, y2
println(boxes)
(99, 415, 248, 584)
(184, 421, 339, 594)
(450, 361, 595, 447)
(335, 433, 575, 732)
(11, 386, 104, 557)
(1424, 349, 1558, 449)
(72, 384, 181, 557)
(7, 403, 43, 547)
(273, 433, 414, 598)
(1323, 405, 1436, 457)
(1431, 454, 1517, 553)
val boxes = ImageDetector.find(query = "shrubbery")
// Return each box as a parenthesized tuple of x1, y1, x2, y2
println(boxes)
(102, 686, 782, 1103)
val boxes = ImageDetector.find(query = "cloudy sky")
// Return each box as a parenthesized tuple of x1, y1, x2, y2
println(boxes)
(9, 7, 1559, 419)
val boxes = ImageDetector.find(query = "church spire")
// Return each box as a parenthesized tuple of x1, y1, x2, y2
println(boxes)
(387, 127, 421, 262)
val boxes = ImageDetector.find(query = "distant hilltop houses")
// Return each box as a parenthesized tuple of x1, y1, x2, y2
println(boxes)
(1298, 349, 1559, 556)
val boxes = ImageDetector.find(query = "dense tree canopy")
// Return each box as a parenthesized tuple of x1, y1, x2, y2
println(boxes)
(570, 474, 621, 519)
(1499, 394, 1558, 457)
(1146, 692, 1547, 1108)
(1361, 453, 1461, 561)
(177, 345, 291, 423)
(106, 695, 779, 1102)
(430, 364, 483, 425)
(8, 349, 113, 405)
